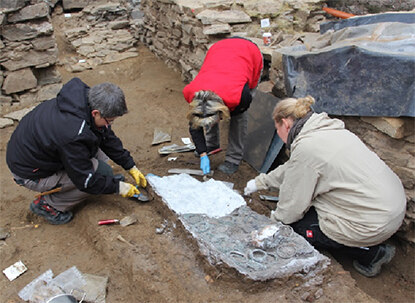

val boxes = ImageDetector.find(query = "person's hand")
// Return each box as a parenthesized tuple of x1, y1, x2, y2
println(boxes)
(244, 179, 258, 195)
(119, 181, 140, 198)
(129, 166, 147, 188)
(200, 155, 210, 175)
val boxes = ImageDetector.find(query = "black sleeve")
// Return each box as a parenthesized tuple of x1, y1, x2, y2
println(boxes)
(231, 82, 252, 116)
(99, 127, 135, 170)
(189, 122, 207, 155)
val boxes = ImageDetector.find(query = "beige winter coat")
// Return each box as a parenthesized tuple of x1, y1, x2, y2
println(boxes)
(255, 113, 406, 247)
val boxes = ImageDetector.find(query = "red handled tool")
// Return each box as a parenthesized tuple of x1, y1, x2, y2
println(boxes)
(98, 219, 119, 225)
(208, 148, 222, 156)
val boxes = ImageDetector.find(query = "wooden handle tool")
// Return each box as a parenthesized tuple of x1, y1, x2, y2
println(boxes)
(35, 187, 62, 198)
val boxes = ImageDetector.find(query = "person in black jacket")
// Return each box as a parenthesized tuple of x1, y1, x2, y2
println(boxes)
(6, 78, 147, 225)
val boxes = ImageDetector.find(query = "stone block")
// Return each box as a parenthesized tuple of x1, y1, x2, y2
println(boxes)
(174, 0, 204, 15)
(4, 105, 36, 121)
(3, 68, 37, 94)
(0, 118, 14, 128)
(33, 66, 61, 86)
(1, 48, 58, 71)
(196, 9, 251, 25)
(0, 0, 25, 12)
(108, 20, 129, 30)
(31, 36, 57, 51)
(62, 0, 90, 11)
(2, 21, 53, 42)
(203, 23, 231, 35)
(7, 3, 49, 23)
(64, 27, 89, 41)
(37, 83, 63, 102)
(361, 117, 405, 139)
(16, 92, 38, 107)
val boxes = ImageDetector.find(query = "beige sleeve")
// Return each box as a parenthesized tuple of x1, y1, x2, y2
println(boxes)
(254, 161, 289, 191)
(270, 161, 319, 224)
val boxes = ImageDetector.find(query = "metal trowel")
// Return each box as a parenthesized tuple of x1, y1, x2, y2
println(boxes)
(131, 186, 151, 202)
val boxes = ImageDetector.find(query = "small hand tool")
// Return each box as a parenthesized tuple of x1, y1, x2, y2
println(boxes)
(98, 219, 119, 225)
(259, 195, 279, 202)
(207, 148, 222, 156)
(35, 187, 62, 198)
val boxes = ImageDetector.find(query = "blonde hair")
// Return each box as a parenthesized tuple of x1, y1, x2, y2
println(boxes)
(186, 90, 230, 129)
(272, 95, 315, 123)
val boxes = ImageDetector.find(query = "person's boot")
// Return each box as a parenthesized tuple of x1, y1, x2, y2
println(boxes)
(353, 244, 395, 277)
(218, 161, 239, 174)
(30, 196, 73, 225)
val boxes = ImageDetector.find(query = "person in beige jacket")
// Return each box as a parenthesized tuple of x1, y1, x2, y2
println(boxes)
(244, 96, 406, 277)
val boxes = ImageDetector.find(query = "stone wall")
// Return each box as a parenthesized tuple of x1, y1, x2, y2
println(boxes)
(132, 0, 328, 82)
(0, 1, 62, 116)
(58, 1, 139, 73)
(0, 0, 138, 119)
(135, 0, 415, 243)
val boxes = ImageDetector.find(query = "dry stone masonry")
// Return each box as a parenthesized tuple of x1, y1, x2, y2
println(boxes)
(0, 0, 414, 244)
(60, 2, 139, 73)
(133, 0, 328, 82)
(0, 1, 62, 117)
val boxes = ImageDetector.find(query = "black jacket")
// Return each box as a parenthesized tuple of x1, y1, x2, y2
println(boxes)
(6, 78, 135, 194)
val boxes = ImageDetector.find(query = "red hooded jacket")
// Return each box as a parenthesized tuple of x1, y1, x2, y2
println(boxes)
(183, 38, 263, 111)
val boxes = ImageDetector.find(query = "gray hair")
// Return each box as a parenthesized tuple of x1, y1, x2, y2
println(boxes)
(88, 82, 127, 117)
(186, 90, 230, 129)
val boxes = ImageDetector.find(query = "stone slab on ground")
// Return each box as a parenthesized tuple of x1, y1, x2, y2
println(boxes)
(148, 174, 330, 281)
(0, 118, 14, 128)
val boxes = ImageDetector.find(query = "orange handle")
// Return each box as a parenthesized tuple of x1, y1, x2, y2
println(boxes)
(323, 7, 355, 19)
(35, 187, 62, 198)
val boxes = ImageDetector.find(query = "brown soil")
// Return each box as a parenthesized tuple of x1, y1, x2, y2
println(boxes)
(0, 12, 414, 303)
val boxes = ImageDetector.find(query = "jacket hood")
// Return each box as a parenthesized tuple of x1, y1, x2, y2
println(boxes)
(293, 112, 345, 146)
(56, 78, 90, 120)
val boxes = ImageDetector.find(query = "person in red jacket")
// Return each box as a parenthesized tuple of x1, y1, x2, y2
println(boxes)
(183, 37, 263, 174)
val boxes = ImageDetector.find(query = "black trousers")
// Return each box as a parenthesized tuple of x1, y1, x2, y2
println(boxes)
(290, 207, 380, 265)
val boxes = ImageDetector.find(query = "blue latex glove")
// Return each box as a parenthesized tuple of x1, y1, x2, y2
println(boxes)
(200, 155, 210, 175)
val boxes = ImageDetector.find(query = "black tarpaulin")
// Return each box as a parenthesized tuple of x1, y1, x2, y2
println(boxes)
(282, 17, 415, 117)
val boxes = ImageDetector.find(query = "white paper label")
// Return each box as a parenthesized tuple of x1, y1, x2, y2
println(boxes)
(261, 18, 270, 28)
(181, 137, 191, 145)
(3, 260, 27, 281)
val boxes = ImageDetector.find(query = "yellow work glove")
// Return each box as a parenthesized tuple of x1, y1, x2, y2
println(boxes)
(119, 181, 140, 198)
(129, 166, 147, 188)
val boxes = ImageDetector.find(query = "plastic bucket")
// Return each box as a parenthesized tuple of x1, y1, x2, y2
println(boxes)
(46, 294, 78, 303)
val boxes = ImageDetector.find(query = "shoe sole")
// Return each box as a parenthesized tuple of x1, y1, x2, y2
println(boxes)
(30, 202, 73, 225)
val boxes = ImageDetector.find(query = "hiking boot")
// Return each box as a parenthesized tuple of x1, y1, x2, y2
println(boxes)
(353, 244, 395, 277)
(218, 161, 239, 174)
(30, 196, 73, 225)
(194, 146, 221, 157)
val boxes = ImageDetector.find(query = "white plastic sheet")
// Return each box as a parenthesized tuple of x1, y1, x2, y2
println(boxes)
(148, 174, 245, 218)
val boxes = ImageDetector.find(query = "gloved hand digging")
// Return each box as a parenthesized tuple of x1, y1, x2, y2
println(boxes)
(244, 179, 258, 195)
(200, 154, 210, 175)
(119, 181, 140, 198)
(129, 165, 147, 188)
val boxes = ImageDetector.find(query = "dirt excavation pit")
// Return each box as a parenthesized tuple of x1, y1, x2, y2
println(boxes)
(0, 45, 413, 303)
(0, 13, 414, 301)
